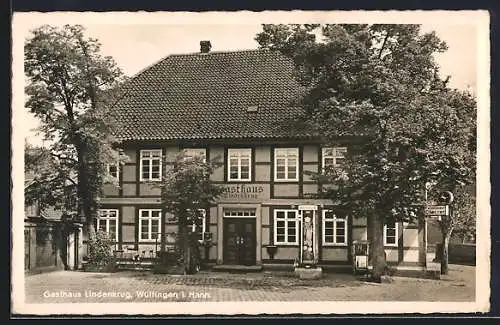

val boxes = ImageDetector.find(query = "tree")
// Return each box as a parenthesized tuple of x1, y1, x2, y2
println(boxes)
(160, 153, 224, 274)
(24, 142, 77, 216)
(24, 25, 127, 242)
(256, 24, 476, 282)
(451, 189, 476, 244)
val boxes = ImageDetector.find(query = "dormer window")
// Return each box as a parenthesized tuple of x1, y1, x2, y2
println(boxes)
(246, 106, 258, 113)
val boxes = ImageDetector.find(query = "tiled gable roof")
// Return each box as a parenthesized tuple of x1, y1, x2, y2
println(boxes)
(113, 49, 312, 141)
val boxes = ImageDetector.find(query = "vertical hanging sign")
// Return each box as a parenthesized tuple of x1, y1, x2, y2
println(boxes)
(300, 209, 315, 265)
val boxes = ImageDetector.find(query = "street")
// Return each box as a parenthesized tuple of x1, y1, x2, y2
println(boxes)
(24, 264, 475, 303)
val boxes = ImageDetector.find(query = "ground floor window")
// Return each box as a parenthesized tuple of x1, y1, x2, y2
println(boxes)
(384, 221, 398, 246)
(190, 209, 207, 241)
(96, 209, 118, 241)
(322, 210, 347, 245)
(139, 209, 161, 241)
(274, 209, 299, 245)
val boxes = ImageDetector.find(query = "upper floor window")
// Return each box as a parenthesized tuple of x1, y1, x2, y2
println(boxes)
(384, 221, 398, 246)
(274, 148, 299, 181)
(96, 209, 118, 242)
(140, 149, 162, 181)
(322, 210, 347, 246)
(106, 163, 119, 181)
(139, 209, 161, 241)
(228, 148, 252, 181)
(322, 147, 347, 169)
(183, 148, 206, 162)
(274, 209, 299, 245)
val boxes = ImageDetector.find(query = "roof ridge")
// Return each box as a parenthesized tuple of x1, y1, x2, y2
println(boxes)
(168, 48, 269, 57)
(127, 48, 275, 79)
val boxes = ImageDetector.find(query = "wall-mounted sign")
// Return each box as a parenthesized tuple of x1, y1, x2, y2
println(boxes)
(424, 205, 448, 216)
(218, 184, 270, 202)
(298, 205, 318, 211)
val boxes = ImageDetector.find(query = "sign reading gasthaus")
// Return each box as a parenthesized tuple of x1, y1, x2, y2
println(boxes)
(219, 184, 270, 202)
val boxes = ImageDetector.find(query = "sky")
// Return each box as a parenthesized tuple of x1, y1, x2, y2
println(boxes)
(22, 23, 478, 146)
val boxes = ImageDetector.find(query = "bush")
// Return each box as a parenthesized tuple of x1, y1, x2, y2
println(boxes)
(88, 230, 114, 267)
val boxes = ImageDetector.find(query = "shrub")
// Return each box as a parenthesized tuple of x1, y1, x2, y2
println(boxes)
(88, 230, 114, 266)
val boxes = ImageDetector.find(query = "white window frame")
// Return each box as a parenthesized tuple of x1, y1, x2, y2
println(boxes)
(139, 149, 162, 182)
(322, 210, 348, 246)
(183, 148, 207, 162)
(223, 210, 257, 218)
(138, 209, 162, 242)
(106, 163, 120, 181)
(96, 209, 119, 242)
(274, 148, 299, 182)
(187, 208, 207, 242)
(322, 147, 347, 170)
(273, 209, 299, 245)
(227, 148, 252, 182)
(384, 221, 398, 247)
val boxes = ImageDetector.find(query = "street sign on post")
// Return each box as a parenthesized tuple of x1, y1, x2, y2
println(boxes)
(424, 205, 449, 216)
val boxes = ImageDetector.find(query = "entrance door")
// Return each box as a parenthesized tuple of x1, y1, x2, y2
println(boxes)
(223, 218, 256, 265)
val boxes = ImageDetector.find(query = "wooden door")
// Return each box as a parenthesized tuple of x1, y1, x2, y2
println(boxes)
(223, 218, 256, 265)
(223, 219, 240, 265)
(239, 220, 256, 265)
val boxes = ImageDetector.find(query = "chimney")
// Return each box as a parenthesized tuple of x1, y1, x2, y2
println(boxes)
(200, 40, 211, 54)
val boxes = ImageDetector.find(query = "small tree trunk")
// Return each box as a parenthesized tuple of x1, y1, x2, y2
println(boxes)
(177, 221, 190, 274)
(441, 230, 451, 275)
(369, 213, 387, 283)
(87, 222, 96, 242)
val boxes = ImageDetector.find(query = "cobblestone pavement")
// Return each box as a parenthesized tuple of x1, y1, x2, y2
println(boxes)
(24, 264, 475, 303)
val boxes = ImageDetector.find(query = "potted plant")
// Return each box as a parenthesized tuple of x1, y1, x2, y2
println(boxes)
(266, 245, 278, 260)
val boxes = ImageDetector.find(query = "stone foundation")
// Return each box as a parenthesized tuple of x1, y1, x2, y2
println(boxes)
(294, 266, 323, 279)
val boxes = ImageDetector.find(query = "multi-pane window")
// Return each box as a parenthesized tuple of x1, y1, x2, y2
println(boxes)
(96, 209, 118, 241)
(322, 210, 347, 245)
(183, 148, 206, 162)
(223, 210, 256, 218)
(140, 149, 162, 181)
(139, 209, 162, 241)
(228, 148, 252, 181)
(384, 221, 398, 246)
(274, 148, 299, 181)
(188, 209, 206, 242)
(274, 210, 299, 245)
(322, 147, 347, 169)
(106, 163, 119, 180)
